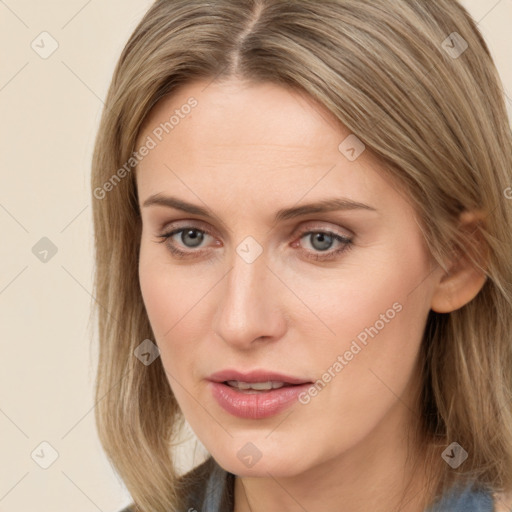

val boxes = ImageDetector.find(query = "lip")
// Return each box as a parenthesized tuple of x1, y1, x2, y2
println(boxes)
(208, 369, 311, 385)
(207, 369, 312, 419)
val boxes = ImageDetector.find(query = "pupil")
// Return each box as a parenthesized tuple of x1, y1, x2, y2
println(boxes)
(183, 229, 204, 248)
(311, 233, 332, 251)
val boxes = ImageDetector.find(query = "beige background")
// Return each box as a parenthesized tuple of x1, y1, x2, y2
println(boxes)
(0, 1, 511, 511)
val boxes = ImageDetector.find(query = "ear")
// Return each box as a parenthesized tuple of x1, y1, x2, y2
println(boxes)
(431, 210, 488, 313)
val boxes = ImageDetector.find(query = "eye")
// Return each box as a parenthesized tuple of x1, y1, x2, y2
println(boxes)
(293, 229, 353, 261)
(155, 226, 216, 258)
(155, 224, 353, 261)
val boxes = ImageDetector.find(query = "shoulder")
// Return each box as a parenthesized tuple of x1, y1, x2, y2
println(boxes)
(427, 481, 498, 512)
(177, 455, 234, 511)
(115, 457, 234, 512)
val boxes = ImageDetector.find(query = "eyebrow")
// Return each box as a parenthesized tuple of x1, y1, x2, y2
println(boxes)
(142, 194, 376, 223)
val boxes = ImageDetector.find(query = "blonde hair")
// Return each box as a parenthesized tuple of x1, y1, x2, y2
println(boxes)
(90, 1, 512, 511)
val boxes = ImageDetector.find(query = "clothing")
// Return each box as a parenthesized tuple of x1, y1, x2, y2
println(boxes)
(118, 456, 495, 512)
(426, 480, 494, 511)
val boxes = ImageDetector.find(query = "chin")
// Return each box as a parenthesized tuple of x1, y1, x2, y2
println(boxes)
(210, 441, 312, 478)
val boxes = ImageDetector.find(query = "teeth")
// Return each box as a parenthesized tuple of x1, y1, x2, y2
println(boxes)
(226, 380, 286, 391)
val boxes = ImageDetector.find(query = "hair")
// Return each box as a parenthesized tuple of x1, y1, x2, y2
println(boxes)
(90, 1, 512, 511)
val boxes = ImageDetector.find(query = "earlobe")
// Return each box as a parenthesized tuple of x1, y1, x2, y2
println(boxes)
(430, 211, 489, 313)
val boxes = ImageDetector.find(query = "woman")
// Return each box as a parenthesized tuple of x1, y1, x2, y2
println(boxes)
(90, 1, 512, 511)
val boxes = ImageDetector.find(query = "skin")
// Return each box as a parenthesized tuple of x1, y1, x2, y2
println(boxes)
(135, 78, 486, 512)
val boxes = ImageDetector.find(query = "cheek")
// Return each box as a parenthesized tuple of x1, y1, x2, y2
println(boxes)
(296, 236, 433, 413)
(139, 258, 176, 339)
(301, 299, 428, 455)
(139, 238, 203, 335)
(278, 246, 432, 463)
(287, 226, 431, 372)
(275, 228, 432, 351)
(138, 243, 214, 381)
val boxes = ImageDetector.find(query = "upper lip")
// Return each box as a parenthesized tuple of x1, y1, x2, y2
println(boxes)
(208, 369, 311, 385)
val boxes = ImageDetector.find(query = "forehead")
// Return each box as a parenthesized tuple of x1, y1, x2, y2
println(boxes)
(135, 78, 406, 218)
(138, 79, 347, 156)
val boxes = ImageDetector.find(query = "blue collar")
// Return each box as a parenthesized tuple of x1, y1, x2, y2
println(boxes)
(188, 457, 494, 512)
(426, 480, 494, 511)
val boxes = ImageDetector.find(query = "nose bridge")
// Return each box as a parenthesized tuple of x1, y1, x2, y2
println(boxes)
(213, 244, 284, 347)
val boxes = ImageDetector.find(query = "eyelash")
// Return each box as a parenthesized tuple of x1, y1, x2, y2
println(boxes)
(155, 225, 353, 262)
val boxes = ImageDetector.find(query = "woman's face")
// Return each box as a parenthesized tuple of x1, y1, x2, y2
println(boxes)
(136, 78, 440, 477)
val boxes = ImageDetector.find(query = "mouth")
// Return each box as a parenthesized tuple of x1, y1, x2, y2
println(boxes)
(207, 369, 313, 419)
(223, 380, 300, 393)
(208, 368, 311, 386)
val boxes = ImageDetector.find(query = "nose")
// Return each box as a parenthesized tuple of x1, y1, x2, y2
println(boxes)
(213, 248, 287, 350)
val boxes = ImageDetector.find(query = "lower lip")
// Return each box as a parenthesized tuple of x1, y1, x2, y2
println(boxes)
(209, 381, 311, 419)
